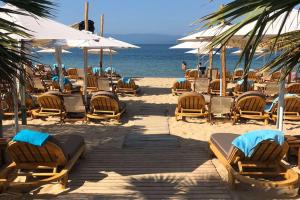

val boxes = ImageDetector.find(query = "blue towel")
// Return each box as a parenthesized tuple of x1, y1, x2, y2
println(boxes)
(92, 67, 100, 75)
(177, 78, 186, 83)
(104, 67, 115, 73)
(232, 129, 284, 157)
(122, 77, 131, 84)
(13, 129, 50, 147)
(52, 76, 71, 85)
(264, 93, 300, 112)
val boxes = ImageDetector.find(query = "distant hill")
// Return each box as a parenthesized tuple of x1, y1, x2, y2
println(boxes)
(107, 33, 183, 45)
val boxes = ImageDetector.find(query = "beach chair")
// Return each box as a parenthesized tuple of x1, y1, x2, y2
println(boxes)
(67, 68, 79, 80)
(194, 78, 209, 94)
(63, 93, 86, 122)
(0, 133, 85, 192)
(232, 81, 254, 96)
(175, 92, 208, 121)
(233, 69, 243, 81)
(270, 95, 300, 121)
(87, 91, 126, 121)
(248, 70, 259, 82)
(270, 71, 281, 82)
(31, 77, 48, 93)
(209, 132, 299, 189)
(286, 83, 300, 95)
(232, 91, 269, 124)
(31, 92, 65, 121)
(172, 79, 192, 96)
(209, 96, 233, 122)
(51, 80, 72, 93)
(209, 79, 221, 95)
(116, 79, 140, 95)
(86, 75, 99, 93)
(185, 69, 198, 81)
(263, 82, 278, 97)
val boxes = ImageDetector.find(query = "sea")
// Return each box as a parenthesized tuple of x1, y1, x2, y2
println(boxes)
(37, 44, 270, 78)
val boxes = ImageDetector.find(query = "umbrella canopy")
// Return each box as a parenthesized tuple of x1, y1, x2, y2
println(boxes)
(170, 41, 209, 49)
(231, 48, 267, 55)
(185, 49, 219, 55)
(0, 4, 98, 43)
(37, 48, 71, 54)
(88, 49, 118, 55)
(178, 24, 233, 42)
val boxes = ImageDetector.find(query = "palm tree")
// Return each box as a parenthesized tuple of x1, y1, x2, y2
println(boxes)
(0, 0, 54, 136)
(196, 0, 300, 78)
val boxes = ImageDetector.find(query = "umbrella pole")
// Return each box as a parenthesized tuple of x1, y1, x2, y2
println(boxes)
(220, 45, 226, 96)
(13, 77, 19, 133)
(209, 48, 213, 80)
(110, 49, 113, 86)
(54, 46, 64, 92)
(99, 15, 104, 76)
(277, 79, 285, 131)
(19, 40, 26, 125)
(83, 47, 88, 103)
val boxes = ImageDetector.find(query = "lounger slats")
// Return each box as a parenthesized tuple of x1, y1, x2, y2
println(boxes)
(287, 83, 300, 94)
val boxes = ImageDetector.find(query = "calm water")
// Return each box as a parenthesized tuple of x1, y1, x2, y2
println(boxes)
(37, 44, 269, 78)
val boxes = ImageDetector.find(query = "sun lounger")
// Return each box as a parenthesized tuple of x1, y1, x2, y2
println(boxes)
(31, 92, 65, 121)
(286, 83, 300, 95)
(98, 77, 111, 92)
(63, 94, 86, 122)
(232, 91, 269, 124)
(233, 69, 243, 81)
(185, 69, 198, 81)
(0, 131, 85, 192)
(194, 78, 209, 94)
(263, 82, 278, 97)
(209, 132, 299, 189)
(116, 79, 140, 96)
(270, 95, 300, 121)
(86, 75, 100, 93)
(248, 70, 259, 82)
(31, 77, 48, 93)
(172, 79, 192, 96)
(67, 68, 79, 80)
(233, 80, 254, 96)
(86, 91, 126, 121)
(209, 96, 233, 122)
(175, 92, 208, 121)
(209, 79, 221, 95)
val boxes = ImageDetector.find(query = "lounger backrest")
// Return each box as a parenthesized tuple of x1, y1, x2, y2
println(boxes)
(209, 79, 220, 91)
(235, 91, 266, 112)
(87, 67, 93, 75)
(286, 83, 300, 94)
(271, 96, 300, 113)
(234, 82, 254, 93)
(248, 71, 257, 81)
(37, 94, 63, 110)
(33, 77, 46, 90)
(117, 79, 137, 89)
(91, 94, 120, 113)
(67, 68, 78, 79)
(227, 141, 289, 165)
(271, 71, 281, 81)
(63, 94, 86, 113)
(8, 140, 67, 167)
(234, 70, 243, 78)
(173, 80, 191, 90)
(194, 78, 209, 93)
(187, 70, 198, 79)
(178, 92, 206, 111)
(87, 76, 98, 88)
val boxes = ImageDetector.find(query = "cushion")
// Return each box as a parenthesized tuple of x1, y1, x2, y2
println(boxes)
(49, 134, 84, 160)
(210, 133, 239, 159)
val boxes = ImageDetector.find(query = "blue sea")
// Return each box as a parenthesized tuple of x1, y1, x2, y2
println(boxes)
(37, 44, 269, 78)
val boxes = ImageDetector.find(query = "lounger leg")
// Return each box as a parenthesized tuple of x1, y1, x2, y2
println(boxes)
(61, 174, 68, 189)
(227, 171, 236, 190)
(264, 118, 269, 125)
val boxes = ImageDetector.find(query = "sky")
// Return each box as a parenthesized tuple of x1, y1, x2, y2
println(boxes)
(53, 0, 230, 36)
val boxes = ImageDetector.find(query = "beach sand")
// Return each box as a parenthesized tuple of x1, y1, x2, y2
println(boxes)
(2, 77, 300, 199)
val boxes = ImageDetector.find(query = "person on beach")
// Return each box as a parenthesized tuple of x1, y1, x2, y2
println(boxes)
(181, 61, 187, 71)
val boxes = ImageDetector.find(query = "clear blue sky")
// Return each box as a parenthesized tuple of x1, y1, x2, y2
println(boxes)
(54, 0, 229, 36)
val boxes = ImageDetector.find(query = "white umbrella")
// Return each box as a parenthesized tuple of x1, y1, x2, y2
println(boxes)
(88, 48, 118, 55)
(185, 49, 219, 55)
(37, 48, 71, 54)
(170, 41, 209, 49)
(231, 48, 267, 55)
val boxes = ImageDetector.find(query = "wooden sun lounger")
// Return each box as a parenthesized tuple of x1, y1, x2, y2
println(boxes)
(209, 79, 221, 95)
(270, 95, 300, 121)
(233, 69, 243, 81)
(66, 68, 79, 80)
(175, 92, 208, 121)
(209, 133, 299, 190)
(86, 91, 126, 121)
(116, 79, 140, 96)
(98, 77, 111, 92)
(63, 94, 86, 122)
(185, 69, 198, 81)
(0, 134, 85, 192)
(232, 91, 269, 125)
(172, 80, 192, 96)
(286, 83, 300, 95)
(31, 92, 65, 122)
(232, 82, 254, 96)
